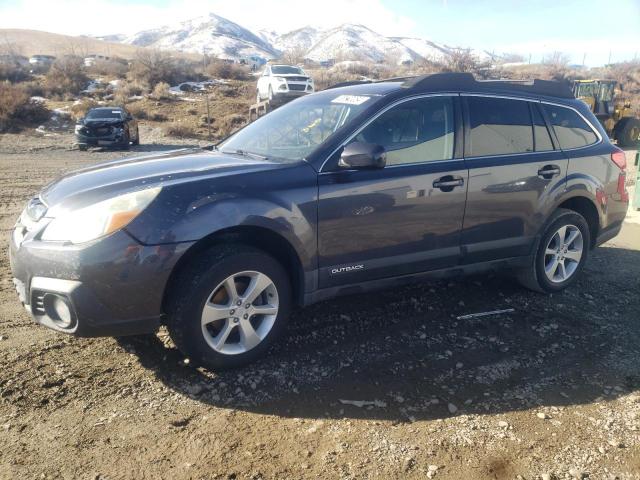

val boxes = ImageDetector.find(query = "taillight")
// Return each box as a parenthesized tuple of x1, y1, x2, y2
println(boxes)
(611, 147, 627, 171)
(611, 147, 629, 202)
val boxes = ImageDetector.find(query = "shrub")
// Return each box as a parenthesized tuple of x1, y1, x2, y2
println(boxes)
(151, 81, 171, 99)
(126, 103, 148, 120)
(0, 83, 50, 132)
(70, 98, 99, 119)
(0, 62, 30, 82)
(45, 56, 88, 97)
(217, 113, 247, 137)
(87, 58, 128, 78)
(112, 80, 145, 106)
(207, 61, 249, 80)
(163, 122, 197, 138)
(129, 50, 198, 89)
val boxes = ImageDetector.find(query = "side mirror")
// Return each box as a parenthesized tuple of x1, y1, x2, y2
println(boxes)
(339, 142, 386, 169)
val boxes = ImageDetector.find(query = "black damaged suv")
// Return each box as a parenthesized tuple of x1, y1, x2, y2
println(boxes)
(75, 107, 140, 150)
(10, 73, 628, 369)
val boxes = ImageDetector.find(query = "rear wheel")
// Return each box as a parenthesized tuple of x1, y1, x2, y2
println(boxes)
(256, 89, 261, 103)
(617, 118, 640, 148)
(517, 209, 590, 293)
(166, 245, 291, 370)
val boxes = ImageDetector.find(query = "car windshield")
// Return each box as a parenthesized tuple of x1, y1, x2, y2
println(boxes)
(86, 109, 123, 120)
(219, 92, 380, 161)
(271, 65, 303, 75)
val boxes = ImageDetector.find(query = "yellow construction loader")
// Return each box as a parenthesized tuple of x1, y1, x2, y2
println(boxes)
(573, 79, 640, 147)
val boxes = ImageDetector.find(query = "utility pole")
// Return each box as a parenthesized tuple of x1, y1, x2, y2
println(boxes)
(582, 52, 586, 67)
(206, 93, 212, 141)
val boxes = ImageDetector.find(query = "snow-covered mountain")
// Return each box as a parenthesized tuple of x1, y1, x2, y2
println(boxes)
(124, 13, 278, 59)
(116, 12, 501, 65)
(303, 24, 417, 64)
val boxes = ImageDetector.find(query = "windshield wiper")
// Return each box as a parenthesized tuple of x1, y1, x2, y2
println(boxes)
(223, 149, 268, 160)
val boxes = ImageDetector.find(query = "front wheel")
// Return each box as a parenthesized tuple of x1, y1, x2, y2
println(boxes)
(132, 128, 140, 145)
(166, 245, 291, 370)
(517, 209, 590, 293)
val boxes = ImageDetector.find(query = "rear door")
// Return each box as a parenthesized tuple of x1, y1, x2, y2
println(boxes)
(317, 95, 468, 287)
(461, 95, 569, 263)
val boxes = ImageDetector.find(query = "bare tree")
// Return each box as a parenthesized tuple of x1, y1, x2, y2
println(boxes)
(443, 48, 479, 73)
(281, 45, 307, 65)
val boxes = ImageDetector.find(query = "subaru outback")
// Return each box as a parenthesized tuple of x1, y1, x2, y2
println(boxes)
(10, 73, 628, 370)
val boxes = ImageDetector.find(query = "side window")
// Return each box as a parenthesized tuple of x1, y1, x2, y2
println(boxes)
(531, 103, 554, 151)
(467, 97, 533, 156)
(543, 104, 598, 149)
(352, 96, 455, 165)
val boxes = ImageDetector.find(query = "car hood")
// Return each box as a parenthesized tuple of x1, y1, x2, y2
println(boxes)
(40, 148, 284, 215)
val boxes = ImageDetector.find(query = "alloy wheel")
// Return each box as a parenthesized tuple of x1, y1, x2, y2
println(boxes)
(200, 271, 279, 355)
(543, 224, 583, 283)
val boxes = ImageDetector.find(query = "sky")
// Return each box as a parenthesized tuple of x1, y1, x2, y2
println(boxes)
(0, 0, 639, 66)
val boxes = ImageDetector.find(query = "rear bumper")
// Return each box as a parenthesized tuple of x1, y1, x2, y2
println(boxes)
(595, 220, 624, 247)
(9, 228, 193, 337)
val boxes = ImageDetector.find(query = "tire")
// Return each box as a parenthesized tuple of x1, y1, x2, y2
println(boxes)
(166, 244, 292, 370)
(121, 130, 130, 150)
(517, 208, 591, 293)
(617, 118, 640, 148)
(132, 128, 140, 146)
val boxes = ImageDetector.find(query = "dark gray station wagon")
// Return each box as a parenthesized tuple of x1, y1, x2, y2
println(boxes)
(10, 73, 629, 369)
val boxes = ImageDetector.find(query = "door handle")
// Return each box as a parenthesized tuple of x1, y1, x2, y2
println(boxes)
(538, 165, 561, 179)
(433, 176, 464, 191)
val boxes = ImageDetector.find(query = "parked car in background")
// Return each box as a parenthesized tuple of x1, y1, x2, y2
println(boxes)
(75, 107, 139, 150)
(256, 64, 314, 103)
(10, 73, 628, 370)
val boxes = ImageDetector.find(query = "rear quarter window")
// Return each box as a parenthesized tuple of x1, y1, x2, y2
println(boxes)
(543, 104, 598, 149)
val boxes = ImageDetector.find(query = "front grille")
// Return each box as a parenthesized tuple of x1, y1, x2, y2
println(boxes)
(286, 76, 307, 82)
(94, 127, 112, 136)
(288, 84, 306, 91)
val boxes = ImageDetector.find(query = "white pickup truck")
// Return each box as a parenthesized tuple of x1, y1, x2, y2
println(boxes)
(256, 64, 315, 103)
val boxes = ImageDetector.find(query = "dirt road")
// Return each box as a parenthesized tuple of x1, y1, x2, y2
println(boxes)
(1, 131, 639, 480)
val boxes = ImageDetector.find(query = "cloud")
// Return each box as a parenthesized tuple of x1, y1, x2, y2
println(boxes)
(0, 0, 417, 37)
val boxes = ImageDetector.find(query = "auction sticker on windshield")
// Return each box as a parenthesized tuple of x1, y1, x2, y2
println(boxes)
(331, 95, 370, 105)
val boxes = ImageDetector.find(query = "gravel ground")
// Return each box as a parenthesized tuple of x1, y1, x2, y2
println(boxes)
(0, 130, 639, 480)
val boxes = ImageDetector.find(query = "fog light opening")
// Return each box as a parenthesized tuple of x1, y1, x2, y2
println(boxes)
(43, 294, 76, 329)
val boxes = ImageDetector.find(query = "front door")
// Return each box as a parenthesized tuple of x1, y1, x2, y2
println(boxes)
(317, 95, 468, 287)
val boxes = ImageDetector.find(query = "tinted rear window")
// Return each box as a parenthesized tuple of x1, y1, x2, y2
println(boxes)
(467, 97, 533, 156)
(543, 104, 598, 149)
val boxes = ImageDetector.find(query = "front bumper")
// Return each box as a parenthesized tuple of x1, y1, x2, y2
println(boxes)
(9, 227, 193, 337)
(75, 130, 127, 148)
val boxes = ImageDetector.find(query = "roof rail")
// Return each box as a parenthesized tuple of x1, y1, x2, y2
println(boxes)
(325, 76, 411, 90)
(324, 80, 372, 90)
(401, 72, 574, 98)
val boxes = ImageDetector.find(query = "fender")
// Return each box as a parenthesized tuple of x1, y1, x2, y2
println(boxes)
(125, 162, 319, 273)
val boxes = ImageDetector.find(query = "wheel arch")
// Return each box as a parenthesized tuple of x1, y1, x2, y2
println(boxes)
(162, 225, 307, 313)
(556, 195, 600, 248)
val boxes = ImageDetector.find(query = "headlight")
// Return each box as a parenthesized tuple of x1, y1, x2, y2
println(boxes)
(275, 76, 286, 83)
(41, 187, 161, 244)
(74, 125, 83, 133)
